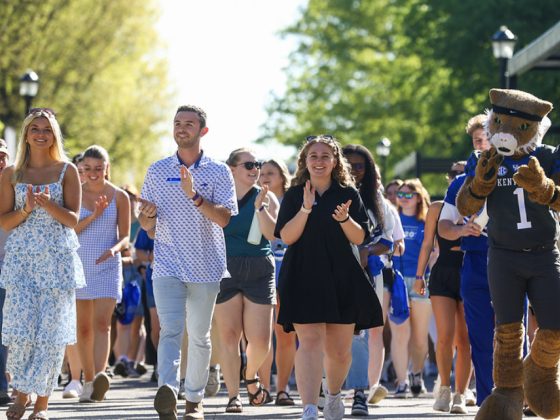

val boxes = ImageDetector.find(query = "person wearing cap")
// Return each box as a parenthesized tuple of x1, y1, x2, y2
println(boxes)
(0, 139, 10, 405)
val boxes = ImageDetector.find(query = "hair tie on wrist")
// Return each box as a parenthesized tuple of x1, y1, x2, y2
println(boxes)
(416, 275, 423, 280)
(339, 216, 350, 224)
(147, 213, 157, 219)
(256, 205, 265, 213)
(194, 196, 204, 207)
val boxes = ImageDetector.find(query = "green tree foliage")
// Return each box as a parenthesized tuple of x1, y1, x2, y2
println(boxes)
(0, 0, 174, 186)
(261, 0, 560, 194)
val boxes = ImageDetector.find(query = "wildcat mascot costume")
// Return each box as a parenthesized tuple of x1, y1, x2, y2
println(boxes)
(457, 88, 559, 420)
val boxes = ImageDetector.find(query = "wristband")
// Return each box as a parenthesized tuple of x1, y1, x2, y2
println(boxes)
(367, 245, 373, 255)
(416, 275, 424, 280)
(194, 196, 204, 207)
(256, 205, 265, 213)
(301, 205, 311, 214)
(147, 213, 157, 219)
(191, 192, 200, 202)
(339, 216, 350, 223)
(469, 185, 487, 200)
(20, 207, 30, 218)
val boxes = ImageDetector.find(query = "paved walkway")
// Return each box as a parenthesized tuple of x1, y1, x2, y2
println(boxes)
(4, 367, 548, 419)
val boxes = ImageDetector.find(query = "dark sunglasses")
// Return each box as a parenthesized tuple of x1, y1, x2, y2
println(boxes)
(235, 161, 262, 170)
(350, 163, 365, 173)
(307, 135, 334, 142)
(28, 108, 56, 117)
(447, 170, 465, 179)
(397, 191, 418, 199)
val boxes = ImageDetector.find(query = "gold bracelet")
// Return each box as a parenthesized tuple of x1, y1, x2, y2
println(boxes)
(20, 207, 30, 218)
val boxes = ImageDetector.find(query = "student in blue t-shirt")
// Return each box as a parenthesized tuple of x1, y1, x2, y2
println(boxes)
(392, 178, 433, 398)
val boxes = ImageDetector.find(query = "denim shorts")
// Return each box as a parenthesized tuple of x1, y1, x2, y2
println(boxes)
(404, 275, 431, 303)
(217, 254, 277, 305)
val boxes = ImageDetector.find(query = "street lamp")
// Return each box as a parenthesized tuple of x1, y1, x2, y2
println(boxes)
(376, 138, 391, 184)
(19, 69, 40, 116)
(491, 26, 517, 89)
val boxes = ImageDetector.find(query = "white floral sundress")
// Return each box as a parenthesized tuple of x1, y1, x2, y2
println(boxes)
(0, 163, 86, 396)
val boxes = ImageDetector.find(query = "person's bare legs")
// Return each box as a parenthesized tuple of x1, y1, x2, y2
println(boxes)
(66, 344, 82, 382)
(409, 300, 432, 375)
(92, 298, 117, 376)
(209, 317, 220, 366)
(454, 303, 472, 394)
(293, 323, 326, 406)
(76, 300, 95, 381)
(149, 307, 160, 351)
(368, 290, 391, 386)
(180, 323, 188, 381)
(324, 323, 355, 395)
(257, 324, 273, 391)
(274, 296, 296, 394)
(113, 321, 132, 361)
(127, 316, 144, 363)
(7, 391, 33, 419)
(432, 296, 457, 387)
(214, 294, 244, 400)
(242, 297, 274, 401)
(389, 317, 411, 385)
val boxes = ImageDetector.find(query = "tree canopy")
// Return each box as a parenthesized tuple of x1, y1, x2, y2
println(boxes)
(0, 0, 174, 185)
(261, 0, 560, 194)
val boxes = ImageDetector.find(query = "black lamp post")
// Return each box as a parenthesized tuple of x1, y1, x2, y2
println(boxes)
(375, 138, 391, 183)
(491, 26, 517, 89)
(19, 70, 40, 117)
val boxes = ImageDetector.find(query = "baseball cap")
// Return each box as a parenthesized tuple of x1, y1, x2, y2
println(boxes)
(0, 139, 9, 157)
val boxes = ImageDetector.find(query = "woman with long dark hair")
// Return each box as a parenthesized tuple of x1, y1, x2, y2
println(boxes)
(341, 144, 395, 415)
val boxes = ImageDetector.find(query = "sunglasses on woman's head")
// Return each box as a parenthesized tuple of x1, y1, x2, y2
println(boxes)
(307, 135, 334, 142)
(350, 163, 365, 173)
(235, 161, 262, 170)
(28, 108, 56, 117)
(447, 170, 465, 179)
(397, 191, 418, 199)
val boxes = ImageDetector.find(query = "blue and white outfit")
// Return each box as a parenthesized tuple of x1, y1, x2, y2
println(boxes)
(0, 163, 86, 396)
(76, 190, 123, 301)
(140, 151, 237, 403)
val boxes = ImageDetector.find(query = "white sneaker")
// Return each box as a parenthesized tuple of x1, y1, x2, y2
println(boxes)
(63, 379, 82, 399)
(79, 381, 94, 403)
(433, 386, 452, 412)
(91, 372, 110, 402)
(450, 392, 468, 414)
(465, 388, 476, 406)
(432, 374, 441, 398)
(318, 378, 326, 411)
(368, 384, 388, 404)
(302, 405, 319, 420)
(205, 365, 221, 396)
(324, 390, 345, 420)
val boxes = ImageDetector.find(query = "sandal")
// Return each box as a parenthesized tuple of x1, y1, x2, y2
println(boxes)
(242, 368, 266, 407)
(263, 389, 273, 404)
(275, 390, 295, 406)
(28, 411, 49, 420)
(6, 398, 32, 420)
(225, 396, 242, 413)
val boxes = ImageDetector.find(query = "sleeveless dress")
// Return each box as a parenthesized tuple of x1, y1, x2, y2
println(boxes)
(76, 191, 123, 301)
(0, 163, 86, 396)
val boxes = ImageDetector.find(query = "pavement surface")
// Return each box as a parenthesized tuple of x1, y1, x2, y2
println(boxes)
(2, 367, 550, 419)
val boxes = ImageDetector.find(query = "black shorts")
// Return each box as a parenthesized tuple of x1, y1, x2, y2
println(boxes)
(428, 263, 462, 302)
(217, 254, 277, 305)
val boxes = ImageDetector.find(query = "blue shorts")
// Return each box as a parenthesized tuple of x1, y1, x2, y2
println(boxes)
(404, 275, 430, 302)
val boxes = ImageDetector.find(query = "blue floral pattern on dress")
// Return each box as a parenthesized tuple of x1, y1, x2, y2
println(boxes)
(0, 164, 86, 396)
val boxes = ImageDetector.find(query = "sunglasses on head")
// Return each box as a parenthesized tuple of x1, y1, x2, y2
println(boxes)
(235, 161, 262, 170)
(307, 135, 334, 142)
(350, 163, 365, 173)
(447, 170, 465, 179)
(397, 191, 418, 199)
(28, 108, 56, 117)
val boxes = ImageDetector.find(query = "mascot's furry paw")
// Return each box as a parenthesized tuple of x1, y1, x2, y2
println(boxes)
(474, 386, 523, 420)
(524, 352, 560, 419)
(471, 146, 504, 197)
(513, 157, 556, 204)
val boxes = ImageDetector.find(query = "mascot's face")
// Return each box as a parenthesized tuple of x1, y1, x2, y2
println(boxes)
(485, 89, 553, 158)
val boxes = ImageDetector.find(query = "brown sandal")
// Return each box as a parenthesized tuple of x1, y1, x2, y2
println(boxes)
(242, 368, 266, 407)
(28, 411, 49, 420)
(6, 398, 32, 419)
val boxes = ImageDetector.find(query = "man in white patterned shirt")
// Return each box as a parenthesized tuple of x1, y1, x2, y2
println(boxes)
(139, 105, 237, 420)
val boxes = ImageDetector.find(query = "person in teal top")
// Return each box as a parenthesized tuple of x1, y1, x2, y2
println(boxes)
(214, 148, 280, 413)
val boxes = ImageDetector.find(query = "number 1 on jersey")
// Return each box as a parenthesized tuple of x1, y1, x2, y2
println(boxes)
(514, 187, 532, 229)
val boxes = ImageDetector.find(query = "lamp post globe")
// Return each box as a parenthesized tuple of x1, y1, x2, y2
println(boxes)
(376, 138, 391, 184)
(19, 69, 40, 116)
(491, 26, 517, 89)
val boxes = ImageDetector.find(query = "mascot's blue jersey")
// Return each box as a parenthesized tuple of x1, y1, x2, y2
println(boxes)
(465, 145, 560, 250)
(444, 174, 489, 252)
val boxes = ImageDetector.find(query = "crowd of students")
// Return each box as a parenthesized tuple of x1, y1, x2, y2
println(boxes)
(0, 106, 527, 420)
